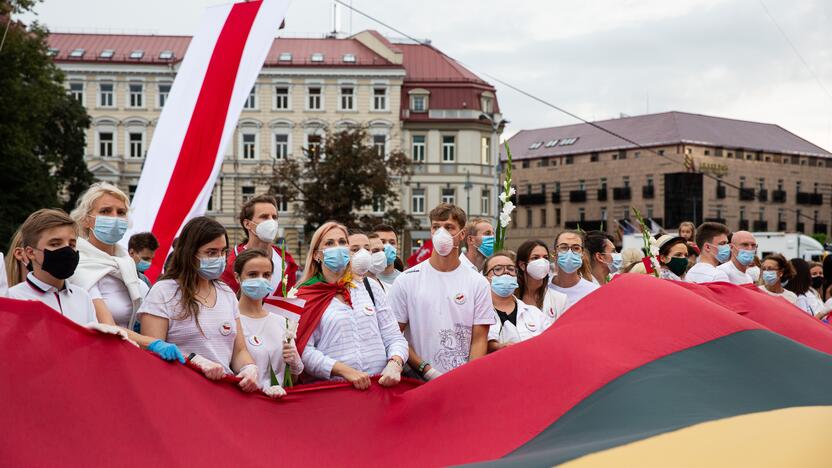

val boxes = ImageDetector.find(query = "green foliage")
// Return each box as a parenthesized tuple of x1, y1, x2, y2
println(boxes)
(0, 4, 93, 250)
(810, 233, 827, 246)
(269, 126, 418, 240)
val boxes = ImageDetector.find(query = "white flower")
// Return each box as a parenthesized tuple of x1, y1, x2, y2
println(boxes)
(499, 192, 509, 203)
(286, 287, 298, 299)
(498, 186, 516, 203)
(650, 245, 659, 257)
(500, 212, 512, 227)
(282, 275, 289, 285)
(502, 201, 515, 214)
(650, 257, 661, 271)
(508, 186, 516, 197)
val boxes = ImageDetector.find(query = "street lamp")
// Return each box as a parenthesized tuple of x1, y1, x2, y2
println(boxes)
(479, 113, 509, 227)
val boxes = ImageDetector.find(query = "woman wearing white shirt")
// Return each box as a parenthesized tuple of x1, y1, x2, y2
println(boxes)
(296, 222, 408, 390)
(139, 217, 259, 393)
(786, 258, 823, 316)
(233, 248, 303, 398)
(514, 240, 567, 324)
(485, 252, 548, 353)
(549, 230, 600, 309)
(69, 182, 148, 329)
(759, 254, 798, 306)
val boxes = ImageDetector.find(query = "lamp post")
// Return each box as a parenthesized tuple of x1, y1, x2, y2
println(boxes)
(479, 113, 508, 227)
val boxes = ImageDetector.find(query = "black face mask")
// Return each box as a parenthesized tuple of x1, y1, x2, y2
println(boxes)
(36, 246, 80, 280)
(811, 276, 824, 290)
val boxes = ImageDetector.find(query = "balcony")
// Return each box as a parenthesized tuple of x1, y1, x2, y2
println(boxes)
(739, 188, 755, 201)
(778, 221, 787, 231)
(757, 189, 768, 202)
(565, 219, 604, 231)
(569, 190, 587, 203)
(814, 223, 829, 234)
(753, 220, 768, 231)
(772, 190, 786, 203)
(738, 219, 749, 231)
(642, 185, 655, 199)
(518, 193, 547, 206)
(797, 192, 824, 205)
(716, 185, 726, 199)
(597, 189, 608, 201)
(551, 192, 561, 204)
(613, 186, 632, 201)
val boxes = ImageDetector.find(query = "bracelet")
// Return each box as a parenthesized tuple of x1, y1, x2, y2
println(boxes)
(187, 353, 196, 361)
(417, 361, 430, 375)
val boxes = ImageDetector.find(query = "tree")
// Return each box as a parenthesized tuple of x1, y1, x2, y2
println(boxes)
(0, 0, 94, 250)
(269, 126, 418, 239)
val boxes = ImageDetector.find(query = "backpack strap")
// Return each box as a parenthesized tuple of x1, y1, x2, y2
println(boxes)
(363, 277, 377, 307)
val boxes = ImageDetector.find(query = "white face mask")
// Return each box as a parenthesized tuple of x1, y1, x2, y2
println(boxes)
(350, 249, 372, 277)
(253, 219, 279, 243)
(526, 258, 550, 280)
(370, 251, 387, 275)
(746, 266, 761, 283)
(432, 227, 455, 257)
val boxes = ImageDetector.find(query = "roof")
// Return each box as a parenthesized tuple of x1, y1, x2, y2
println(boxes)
(397, 43, 488, 84)
(47, 32, 401, 67)
(504, 111, 832, 160)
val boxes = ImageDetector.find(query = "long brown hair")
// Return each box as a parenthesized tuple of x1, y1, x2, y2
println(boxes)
(514, 239, 549, 309)
(160, 217, 229, 330)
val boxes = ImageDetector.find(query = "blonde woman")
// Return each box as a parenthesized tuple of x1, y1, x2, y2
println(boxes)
(295, 222, 408, 390)
(4, 227, 28, 290)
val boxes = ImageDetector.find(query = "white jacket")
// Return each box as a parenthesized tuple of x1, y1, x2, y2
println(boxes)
(488, 297, 550, 344)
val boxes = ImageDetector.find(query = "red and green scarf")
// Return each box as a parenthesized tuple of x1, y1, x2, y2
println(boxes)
(294, 272, 355, 354)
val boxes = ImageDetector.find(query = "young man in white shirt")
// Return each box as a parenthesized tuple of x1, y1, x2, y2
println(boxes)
(549, 230, 599, 309)
(686, 222, 732, 284)
(717, 230, 756, 285)
(373, 224, 402, 286)
(390, 203, 495, 381)
(460, 217, 495, 273)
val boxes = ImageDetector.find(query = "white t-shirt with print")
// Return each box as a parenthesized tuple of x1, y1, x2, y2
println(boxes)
(548, 278, 599, 310)
(138, 279, 240, 373)
(240, 313, 291, 389)
(390, 261, 495, 374)
(542, 287, 569, 324)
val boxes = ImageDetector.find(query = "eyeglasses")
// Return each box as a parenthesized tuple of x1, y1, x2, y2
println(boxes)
(487, 265, 517, 276)
(555, 243, 583, 254)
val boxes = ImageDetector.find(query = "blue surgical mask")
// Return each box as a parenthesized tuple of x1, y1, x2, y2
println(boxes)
(477, 235, 495, 258)
(136, 259, 151, 273)
(241, 278, 273, 300)
(198, 256, 226, 280)
(383, 243, 397, 265)
(323, 246, 350, 273)
(92, 216, 128, 245)
(714, 244, 731, 264)
(608, 252, 623, 274)
(736, 249, 755, 266)
(557, 251, 583, 274)
(762, 270, 778, 286)
(490, 274, 518, 298)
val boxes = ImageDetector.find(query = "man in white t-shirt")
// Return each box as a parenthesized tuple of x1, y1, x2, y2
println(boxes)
(717, 231, 756, 285)
(390, 203, 495, 381)
(549, 230, 599, 310)
(459, 217, 494, 273)
(686, 222, 732, 284)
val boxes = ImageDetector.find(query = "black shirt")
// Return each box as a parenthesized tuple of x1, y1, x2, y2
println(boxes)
(495, 302, 518, 327)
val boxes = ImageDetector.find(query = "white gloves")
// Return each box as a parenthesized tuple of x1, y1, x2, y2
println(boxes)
(264, 385, 287, 399)
(190, 354, 226, 380)
(282, 341, 303, 375)
(85, 323, 139, 347)
(236, 364, 259, 393)
(424, 368, 443, 381)
(378, 359, 402, 387)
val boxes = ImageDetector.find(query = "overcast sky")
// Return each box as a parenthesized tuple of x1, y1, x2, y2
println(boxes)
(18, 0, 832, 149)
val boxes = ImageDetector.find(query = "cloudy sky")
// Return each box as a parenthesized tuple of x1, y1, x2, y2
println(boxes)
(19, 0, 832, 149)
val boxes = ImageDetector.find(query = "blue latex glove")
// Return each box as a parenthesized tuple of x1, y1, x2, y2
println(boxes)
(148, 340, 185, 363)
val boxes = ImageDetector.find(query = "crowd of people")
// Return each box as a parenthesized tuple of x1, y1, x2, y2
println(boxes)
(3, 181, 831, 397)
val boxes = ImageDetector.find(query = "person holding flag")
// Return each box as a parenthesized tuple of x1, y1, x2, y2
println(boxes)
(221, 195, 298, 296)
(295, 222, 408, 389)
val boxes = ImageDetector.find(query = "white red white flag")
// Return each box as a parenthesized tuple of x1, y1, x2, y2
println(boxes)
(126, 0, 290, 280)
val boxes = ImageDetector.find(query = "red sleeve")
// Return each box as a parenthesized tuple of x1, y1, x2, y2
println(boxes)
(220, 248, 240, 293)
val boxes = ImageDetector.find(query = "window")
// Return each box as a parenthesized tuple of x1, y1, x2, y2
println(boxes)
(411, 95, 426, 112)
(307, 86, 322, 110)
(342, 53, 356, 63)
(481, 96, 493, 113)
(274, 85, 290, 110)
(159, 50, 174, 60)
(556, 208, 562, 226)
(565, 156, 573, 165)
(340, 86, 354, 111)
(311, 53, 324, 62)
(128, 185, 137, 200)
(441, 188, 456, 205)
(69, 48, 85, 58)
(739, 176, 746, 188)
(99, 132, 113, 157)
(278, 52, 292, 62)
(274, 133, 289, 160)
(129, 50, 144, 60)
(777, 179, 784, 190)
(99, 82, 114, 107)
(600, 177, 607, 190)
(578, 179, 586, 191)
(442, 136, 455, 162)
(242, 133, 257, 159)
(545, 139, 559, 148)
(412, 135, 426, 162)
(646, 175, 654, 186)
(601, 207, 607, 221)
(128, 83, 144, 108)
(590, 152, 599, 162)
(623, 176, 630, 188)
(526, 208, 533, 228)
(412, 190, 425, 214)
(579, 208, 586, 222)
(372, 196, 385, 213)
(158, 83, 171, 108)
(373, 86, 387, 110)
(739, 207, 745, 221)
(796, 181, 802, 192)
(540, 208, 547, 227)
(481, 190, 490, 215)
(241, 186, 255, 203)
(99, 49, 114, 59)
(244, 86, 257, 110)
(69, 82, 84, 104)
(276, 195, 288, 212)
(306, 134, 322, 158)
(128, 132, 143, 158)
(647, 205, 654, 218)
(373, 134, 386, 157)
(758, 178, 765, 191)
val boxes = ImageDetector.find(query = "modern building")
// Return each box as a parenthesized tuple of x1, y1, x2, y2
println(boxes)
(500, 111, 832, 250)
(47, 30, 502, 260)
